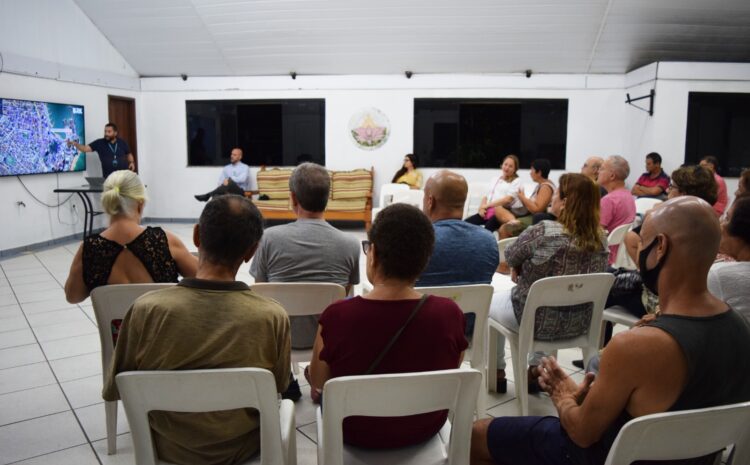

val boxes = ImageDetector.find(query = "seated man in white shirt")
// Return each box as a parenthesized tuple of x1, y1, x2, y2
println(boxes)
(195, 147, 253, 201)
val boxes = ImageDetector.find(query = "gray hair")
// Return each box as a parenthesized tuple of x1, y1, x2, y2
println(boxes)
(289, 162, 330, 212)
(608, 155, 630, 181)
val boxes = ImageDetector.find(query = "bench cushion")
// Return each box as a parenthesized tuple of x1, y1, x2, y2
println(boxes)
(327, 198, 368, 212)
(257, 168, 292, 200)
(331, 169, 372, 200)
(253, 199, 291, 211)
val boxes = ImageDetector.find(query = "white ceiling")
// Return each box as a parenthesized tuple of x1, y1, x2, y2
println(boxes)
(73, 0, 750, 77)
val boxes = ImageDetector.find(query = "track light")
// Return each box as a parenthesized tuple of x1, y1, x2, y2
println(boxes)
(290, 72, 297, 80)
(405, 71, 413, 79)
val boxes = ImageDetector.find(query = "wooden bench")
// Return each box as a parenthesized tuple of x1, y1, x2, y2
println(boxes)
(248, 166, 374, 230)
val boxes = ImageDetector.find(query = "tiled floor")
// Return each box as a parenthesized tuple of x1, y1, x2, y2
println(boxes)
(0, 223, 593, 464)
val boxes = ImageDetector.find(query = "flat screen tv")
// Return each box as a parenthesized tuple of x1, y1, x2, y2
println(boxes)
(0, 97, 86, 176)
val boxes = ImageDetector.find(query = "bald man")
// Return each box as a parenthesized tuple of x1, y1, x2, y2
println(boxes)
(470, 196, 750, 465)
(418, 170, 499, 288)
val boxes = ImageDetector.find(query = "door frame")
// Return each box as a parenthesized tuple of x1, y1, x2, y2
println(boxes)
(108, 95, 138, 171)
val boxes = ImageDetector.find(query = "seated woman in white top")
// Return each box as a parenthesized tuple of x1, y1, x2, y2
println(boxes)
(466, 154, 525, 232)
(499, 158, 556, 239)
(709, 195, 750, 322)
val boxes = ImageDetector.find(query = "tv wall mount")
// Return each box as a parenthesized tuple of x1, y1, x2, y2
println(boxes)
(626, 89, 655, 116)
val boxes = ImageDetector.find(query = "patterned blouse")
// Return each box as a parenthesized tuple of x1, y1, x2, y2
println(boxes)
(506, 220, 609, 340)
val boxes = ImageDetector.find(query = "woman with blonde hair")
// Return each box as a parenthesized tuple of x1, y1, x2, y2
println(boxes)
(489, 173, 609, 392)
(465, 154, 526, 232)
(65, 170, 197, 308)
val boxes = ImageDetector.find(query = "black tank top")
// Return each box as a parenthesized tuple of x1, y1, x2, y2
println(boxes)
(576, 309, 750, 465)
(82, 226, 179, 290)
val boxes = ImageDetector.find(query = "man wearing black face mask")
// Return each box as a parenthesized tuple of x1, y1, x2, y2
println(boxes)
(471, 196, 750, 465)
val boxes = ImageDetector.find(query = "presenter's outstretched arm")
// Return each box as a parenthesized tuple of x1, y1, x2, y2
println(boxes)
(67, 140, 93, 153)
(127, 153, 135, 171)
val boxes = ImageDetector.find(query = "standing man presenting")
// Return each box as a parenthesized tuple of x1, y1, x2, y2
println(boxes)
(195, 148, 252, 202)
(68, 122, 134, 177)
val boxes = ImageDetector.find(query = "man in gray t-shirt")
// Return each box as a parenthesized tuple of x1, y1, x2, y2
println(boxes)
(250, 163, 360, 350)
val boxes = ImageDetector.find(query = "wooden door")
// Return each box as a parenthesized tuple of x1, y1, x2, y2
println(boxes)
(108, 96, 138, 171)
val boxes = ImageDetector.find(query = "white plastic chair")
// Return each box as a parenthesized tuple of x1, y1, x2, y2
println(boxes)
(91, 283, 176, 455)
(487, 273, 615, 415)
(116, 368, 296, 465)
(464, 182, 488, 219)
(416, 285, 494, 417)
(378, 183, 410, 208)
(605, 401, 750, 465)
(607, 222, 633, 268)
(635, 197, 663, 217)
(497, 237, 518, 263)
(606, 222, 632, 249)
(603, 305, 640, 327)
(316, 369, 482, 465)
(392, 189, 424, 208)
(251, 282, 346, 374)
(373, 184, 417, 220)
(599, 305, 640, 347)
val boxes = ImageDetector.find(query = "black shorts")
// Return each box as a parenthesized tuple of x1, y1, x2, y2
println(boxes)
(486, 416, 585, 465)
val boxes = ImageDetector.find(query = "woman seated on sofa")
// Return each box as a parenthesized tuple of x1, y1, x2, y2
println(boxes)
(498, 158, 555, 239)
(65, 171, 197, 337)
(465, 154, 526, 232)
(490, 173, 609, 390)
(308, 203, 467, 449)
(391, 153, 423, 189)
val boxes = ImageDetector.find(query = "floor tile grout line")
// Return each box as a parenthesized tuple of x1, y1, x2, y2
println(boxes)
(0, 357, 55, 374)
(0, 378, 60, 397)
(17, 251, 98, 337)
(0, 265, 105, 465)
(0, 349, 100, 375)
(298, 426, 319, 445)
(29, 330, 100, 344)
(3, 441, 90, 465)
(0, 407, 74, 429)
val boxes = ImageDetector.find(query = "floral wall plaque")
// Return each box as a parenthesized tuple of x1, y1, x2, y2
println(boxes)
(348, 108, 390, 150)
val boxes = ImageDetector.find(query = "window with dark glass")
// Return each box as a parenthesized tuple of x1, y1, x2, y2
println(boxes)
(186, 99, 325, 166)
(413, 99, 568, 169)
(685, 92, 750, 177)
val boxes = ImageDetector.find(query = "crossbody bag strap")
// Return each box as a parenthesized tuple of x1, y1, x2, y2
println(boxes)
(364, 294, 429, 375)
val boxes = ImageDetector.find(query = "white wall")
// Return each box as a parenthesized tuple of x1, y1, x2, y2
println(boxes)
(0, 73, 141, 252)
(4, 58, 750, 251)
(625, 62, 750, 198)
(138, 74, 628, 218)
(0, 0, 142, 252)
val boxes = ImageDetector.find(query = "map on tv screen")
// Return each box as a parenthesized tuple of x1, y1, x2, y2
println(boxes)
(0, 98, 86, 176)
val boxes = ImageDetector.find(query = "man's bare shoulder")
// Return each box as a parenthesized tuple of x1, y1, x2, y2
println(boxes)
(604, 324, 683, 365)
